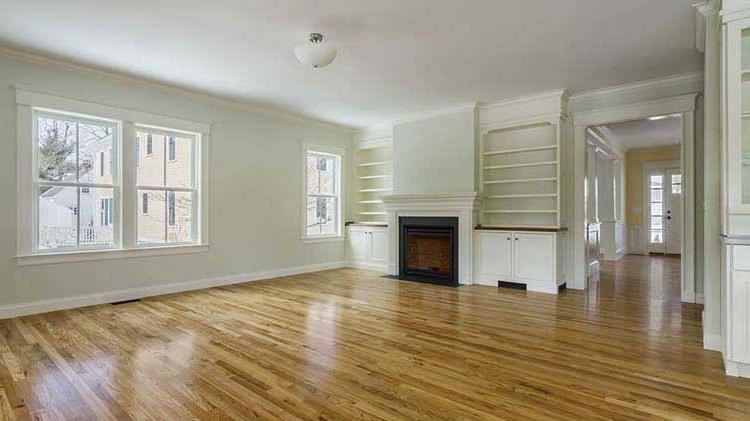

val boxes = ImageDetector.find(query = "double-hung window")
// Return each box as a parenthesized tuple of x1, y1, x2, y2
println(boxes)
(302, 145, 344, 240)
(16, 89, 209, 264)
(35, 111, 119, 250)
(136, 128, 197, 245)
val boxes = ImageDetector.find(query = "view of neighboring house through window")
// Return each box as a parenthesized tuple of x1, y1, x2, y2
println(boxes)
(36, 112, 117, 250)
(305, 150, 341, 238)
(136, 129, 196, 245)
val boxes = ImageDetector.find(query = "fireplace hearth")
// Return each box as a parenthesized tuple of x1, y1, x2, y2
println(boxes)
(398, 217, 458, 286)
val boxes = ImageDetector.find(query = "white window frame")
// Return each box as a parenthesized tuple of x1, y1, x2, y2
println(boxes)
(300, 143, 346, 243)
(15, 88, 211, 265)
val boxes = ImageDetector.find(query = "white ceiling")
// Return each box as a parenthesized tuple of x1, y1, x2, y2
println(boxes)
(597, 115, 683, 150)
(0, 0, 703, 129)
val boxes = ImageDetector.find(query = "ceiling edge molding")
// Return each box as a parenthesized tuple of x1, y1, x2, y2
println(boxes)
(0, 45, 356, 133)
(390, 103, 478, 127)
(477, 89, 568, 111)
(568, 72, 704, 108)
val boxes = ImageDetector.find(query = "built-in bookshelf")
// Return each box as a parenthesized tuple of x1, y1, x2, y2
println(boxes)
(481, 122, 562, 227)
(354, 142, 393, 223)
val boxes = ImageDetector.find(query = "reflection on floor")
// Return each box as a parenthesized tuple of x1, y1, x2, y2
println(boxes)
(1, 256, 749, 419)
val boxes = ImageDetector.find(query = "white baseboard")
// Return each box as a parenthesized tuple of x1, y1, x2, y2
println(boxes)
(704, 332, 723, 352)
(696, 292, 705, 304)
(0, 261, 347, 319)
(724, 358, 750, 378)
(347, 260, 388, 272)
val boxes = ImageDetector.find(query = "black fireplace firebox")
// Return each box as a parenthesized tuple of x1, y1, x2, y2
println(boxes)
(398, 216, 459, 287)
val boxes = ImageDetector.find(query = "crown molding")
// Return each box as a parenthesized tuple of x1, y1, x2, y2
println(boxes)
(390, 103, 478, 127)
(0, 45, 355, 133)
(477, 89, 568, 111)
(569, 72, 704, 107)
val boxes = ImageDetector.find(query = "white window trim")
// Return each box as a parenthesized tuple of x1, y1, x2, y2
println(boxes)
(15, 87, 211, 265)
(300, 142, 347, 243)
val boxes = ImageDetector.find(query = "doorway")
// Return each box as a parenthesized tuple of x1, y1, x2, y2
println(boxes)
(572, 93, 696, 303)
(645, 164, 683, 255)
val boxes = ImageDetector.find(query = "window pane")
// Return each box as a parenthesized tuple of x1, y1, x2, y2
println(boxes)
(650, 202, 663, 216)
(138, 190, 166, 244)
(167, 192, 193, 243)
(38, 186, 78, 249)
(78, 122, 114, 184)
(650, 230, 663, 244)
(307, 155, 321, 194)
(671, 174, 682, 184)
(136, 131, 165, 186)
(306, 196, 320, 236)
(79, 187, 115, 247)
(672, 183, 682, 194)
(650, 189, 663, 202)
(318, 156, 336, 195)
(319, 197, 337, 236)
(37, 116, 77, 182)
(649, 175, 663, 188)
(165, 136, 194, 188)
(306, 196, 336, 237)
(650, 216, 663, 229)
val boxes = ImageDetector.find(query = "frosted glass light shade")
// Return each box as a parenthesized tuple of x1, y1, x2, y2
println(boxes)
(294, 41, 337, 68)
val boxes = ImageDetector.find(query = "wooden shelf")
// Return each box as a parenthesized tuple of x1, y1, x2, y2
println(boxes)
(483, 145, 556, 156)
(487, 194, 557, 199)
(484, 161, 557, 171)
(358, 212, 388, 216)
(484, 210, 557, 214)
(358, 200, 384, 204)
(358, 161, 392, 167)
(484, 177, 556, 185)
(358, 175, 392, 180)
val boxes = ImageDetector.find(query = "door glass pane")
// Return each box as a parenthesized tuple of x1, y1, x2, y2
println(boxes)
(649, 174, 663, 188)
(650, 202, 663, 216)
(650, 230, 663, 244)
(650, 189, 663, 202)
(38, 186, 78, 249)
(651, 216, 663, 229)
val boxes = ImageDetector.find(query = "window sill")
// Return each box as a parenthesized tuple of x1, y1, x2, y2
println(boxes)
(15, 244, 210, 266)
(300, 235, 345, 244)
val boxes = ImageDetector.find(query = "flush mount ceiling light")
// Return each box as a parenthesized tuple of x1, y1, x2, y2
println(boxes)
(294, 33, 337, 69)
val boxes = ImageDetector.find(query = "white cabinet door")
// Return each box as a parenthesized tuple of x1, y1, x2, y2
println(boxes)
(348, 229, 369, 261)
(513, 233, 555, 282)
(475, 232, 513, 285)
(370, 229, 388, 264)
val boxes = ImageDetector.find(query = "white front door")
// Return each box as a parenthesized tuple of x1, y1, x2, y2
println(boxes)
(646, 167, 682, 254)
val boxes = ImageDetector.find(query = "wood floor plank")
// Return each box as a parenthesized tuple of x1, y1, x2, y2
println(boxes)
(1, 255, 749, 419)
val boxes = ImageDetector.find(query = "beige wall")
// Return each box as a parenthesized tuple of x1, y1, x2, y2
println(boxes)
(625, 145, 681, 225)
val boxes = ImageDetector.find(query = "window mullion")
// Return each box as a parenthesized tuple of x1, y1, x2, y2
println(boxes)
(121, 121, 137, 249)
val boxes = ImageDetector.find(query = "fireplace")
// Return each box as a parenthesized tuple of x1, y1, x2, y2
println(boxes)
(399, 217, 459, 286)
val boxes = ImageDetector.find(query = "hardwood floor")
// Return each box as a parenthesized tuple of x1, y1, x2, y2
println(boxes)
(1, 255, 750, 420)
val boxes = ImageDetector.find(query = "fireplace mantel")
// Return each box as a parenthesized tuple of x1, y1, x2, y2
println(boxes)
(382, 193, 483, 284)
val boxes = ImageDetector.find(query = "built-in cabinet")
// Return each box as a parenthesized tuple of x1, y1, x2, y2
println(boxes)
(346, 225, 388, 270)
(721, 3, 750, 377)
(475, 229, 564, 294)
(354, 140, 393, 224)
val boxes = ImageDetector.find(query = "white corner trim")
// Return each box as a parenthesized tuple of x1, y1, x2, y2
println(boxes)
(347, 260, 388, 272)
(724, 358, 750, 378)
(15, 244, 210, 266)
(0, 260, 347, 319)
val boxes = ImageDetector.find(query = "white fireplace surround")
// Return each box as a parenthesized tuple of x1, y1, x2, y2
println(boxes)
(381, 193, 483, 285)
